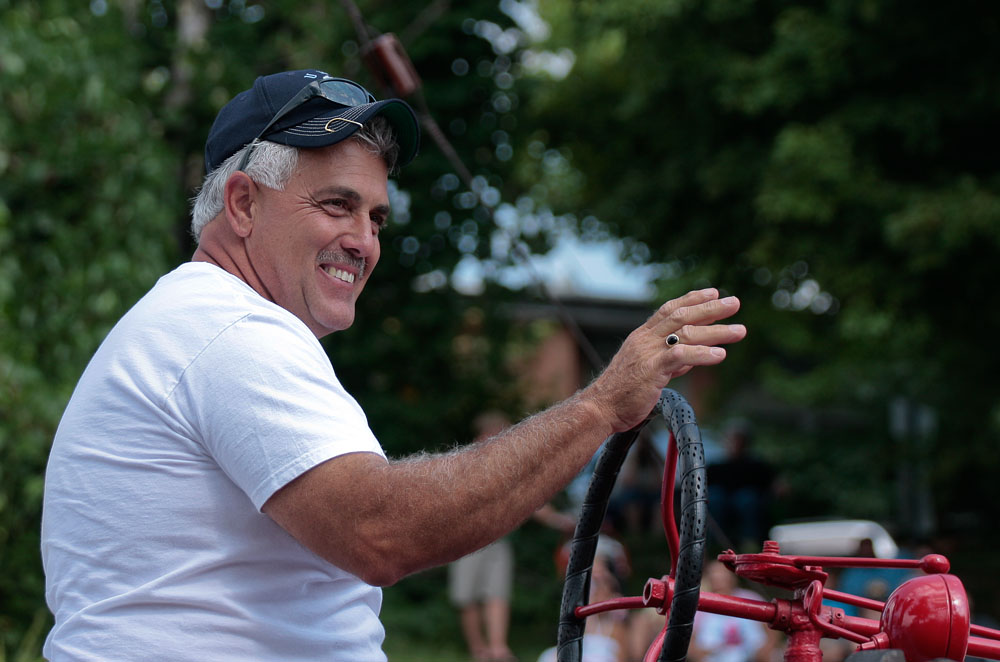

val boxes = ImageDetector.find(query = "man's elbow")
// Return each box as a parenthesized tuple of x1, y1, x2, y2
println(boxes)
(315, 527, 415, 587)
(343, 547, 411, 587)
(357, 565, 405, 588)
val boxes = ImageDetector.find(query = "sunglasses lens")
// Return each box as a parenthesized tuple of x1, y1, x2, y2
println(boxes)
(318, 80, 373, 107)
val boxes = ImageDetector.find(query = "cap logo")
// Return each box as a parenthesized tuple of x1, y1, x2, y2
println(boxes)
(324, 117, 363, 132)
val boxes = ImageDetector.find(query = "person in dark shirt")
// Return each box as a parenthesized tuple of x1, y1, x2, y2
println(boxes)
(707, 419, 776, 551)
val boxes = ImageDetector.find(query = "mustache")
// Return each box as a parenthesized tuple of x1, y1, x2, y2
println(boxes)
(317, 251, 366, 281)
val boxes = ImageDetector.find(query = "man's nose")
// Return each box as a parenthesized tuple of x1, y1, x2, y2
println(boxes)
(341, 214, 378, 256)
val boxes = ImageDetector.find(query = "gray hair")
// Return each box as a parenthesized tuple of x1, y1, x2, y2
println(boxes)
(189, 116, 401, 242)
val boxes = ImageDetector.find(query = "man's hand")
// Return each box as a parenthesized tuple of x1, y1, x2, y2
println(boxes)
(583, 288, 746, 433)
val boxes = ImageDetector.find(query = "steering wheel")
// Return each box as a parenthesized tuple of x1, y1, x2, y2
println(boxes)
(556, 388, 708, 662)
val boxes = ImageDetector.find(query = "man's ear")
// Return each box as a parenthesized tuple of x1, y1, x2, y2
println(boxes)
(223, 171, 257, 238)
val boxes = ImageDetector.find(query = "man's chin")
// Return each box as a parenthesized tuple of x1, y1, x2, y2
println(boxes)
(304, 296, 358, 338)
(316, 311, 355, 338)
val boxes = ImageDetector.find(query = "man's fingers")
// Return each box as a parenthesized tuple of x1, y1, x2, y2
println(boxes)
(668, 323, 747, 348)
(663, 344, 728, 373)
(657, 319, 747, 379)
(647, 288, 720, 327)
(650, 295, 741, 337)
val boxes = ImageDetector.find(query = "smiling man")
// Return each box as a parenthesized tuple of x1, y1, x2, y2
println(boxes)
(41, 69, 747, 661)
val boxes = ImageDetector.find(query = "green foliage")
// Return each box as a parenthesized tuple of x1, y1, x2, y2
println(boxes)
(513, 0, 1000, 528)
(1, 3, 182, 654)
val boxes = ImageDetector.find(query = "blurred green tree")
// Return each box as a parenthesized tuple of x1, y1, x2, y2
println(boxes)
(1, 3, 182, 654)
(510, 0, 1000, 531)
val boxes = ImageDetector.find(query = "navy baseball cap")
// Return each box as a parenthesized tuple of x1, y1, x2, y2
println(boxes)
(204, 69, 420, 173)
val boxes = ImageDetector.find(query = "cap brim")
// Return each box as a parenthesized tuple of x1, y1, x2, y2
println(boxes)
(264, 98, 420, 168)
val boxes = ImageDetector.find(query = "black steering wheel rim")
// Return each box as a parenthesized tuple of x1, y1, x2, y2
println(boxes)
(556, 388, 708, 662)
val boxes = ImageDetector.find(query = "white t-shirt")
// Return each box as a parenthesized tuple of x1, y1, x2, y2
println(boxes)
(41, 262, 388, 661)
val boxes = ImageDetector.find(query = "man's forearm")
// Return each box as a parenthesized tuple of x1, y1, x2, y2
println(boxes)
(399, 393, 608, 551)
(349, 390, 613, 583)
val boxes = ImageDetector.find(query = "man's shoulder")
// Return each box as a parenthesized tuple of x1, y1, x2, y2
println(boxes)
(152, 262, 263, 310)
(144, 262, 312, 340)
(98, 262, 322, 381)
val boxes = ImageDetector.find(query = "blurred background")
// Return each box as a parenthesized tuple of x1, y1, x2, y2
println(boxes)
(2, 1, 1000, 660)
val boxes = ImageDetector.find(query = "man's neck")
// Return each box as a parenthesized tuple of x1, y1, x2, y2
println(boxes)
(192, 222, 273, 305)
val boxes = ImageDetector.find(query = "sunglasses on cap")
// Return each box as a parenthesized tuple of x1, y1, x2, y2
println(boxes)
(236, 77, 377, 171)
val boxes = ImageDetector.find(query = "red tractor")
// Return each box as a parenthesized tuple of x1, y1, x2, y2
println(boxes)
(557, 389, 1000, 662)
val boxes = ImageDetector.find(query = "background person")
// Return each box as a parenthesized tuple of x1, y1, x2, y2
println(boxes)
(537, 542, 629, 662)
(448, 411, 517, 662)
(688, 560, 771, 662)
(706, 419, 778, 551)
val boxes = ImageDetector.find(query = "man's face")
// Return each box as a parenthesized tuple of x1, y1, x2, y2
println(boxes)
(245, 139, 389, 337)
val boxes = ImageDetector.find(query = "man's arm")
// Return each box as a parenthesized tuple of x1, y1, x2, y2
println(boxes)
(263, 288, 745, 586)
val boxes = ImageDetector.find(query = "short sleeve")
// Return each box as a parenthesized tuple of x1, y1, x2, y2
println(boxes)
(166, 311, 385, 510)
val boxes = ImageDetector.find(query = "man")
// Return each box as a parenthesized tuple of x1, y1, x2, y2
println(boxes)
(41, 69, 746, 661)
